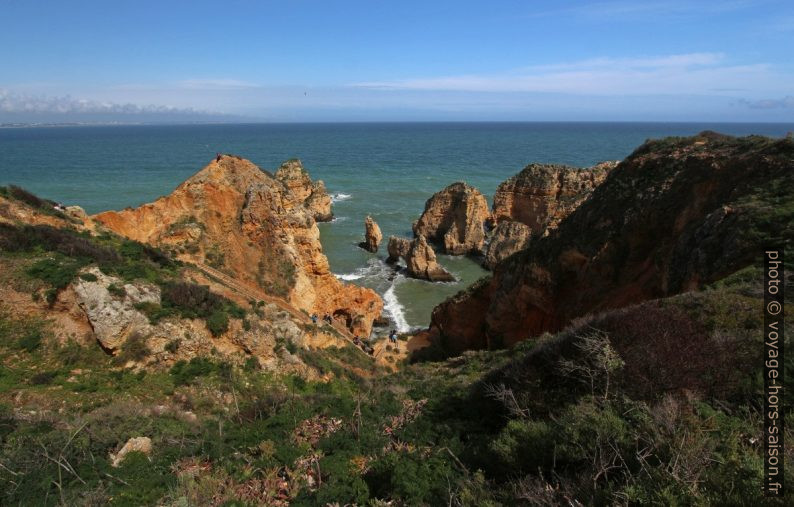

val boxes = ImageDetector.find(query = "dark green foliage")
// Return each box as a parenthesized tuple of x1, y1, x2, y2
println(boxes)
(79, 272, 98, 282)
(156, 281, 244, 336)
(27, 257, 84, 291)
(206, 310, 229, 336)
(107, 282, 126, 298)
(17, 327, 43, 352)
(170, 357, 231, 386)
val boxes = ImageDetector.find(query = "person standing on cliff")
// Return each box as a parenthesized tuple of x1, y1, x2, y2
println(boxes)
(389, 330, 398, 344)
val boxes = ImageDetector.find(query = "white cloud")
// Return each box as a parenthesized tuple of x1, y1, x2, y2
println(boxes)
(738, 96, 794, 109)
(352, 53, 787, 97)
(0, 89, 215, 116)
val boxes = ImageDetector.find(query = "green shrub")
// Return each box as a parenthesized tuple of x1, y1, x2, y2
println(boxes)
(107, 282, 126, 298)
(206, 310, 229, 336)
(79, 272, 98, 282)
(17, 328, 43, 352)
(165, 339, 180, 353)
(170, 357, 231, 386)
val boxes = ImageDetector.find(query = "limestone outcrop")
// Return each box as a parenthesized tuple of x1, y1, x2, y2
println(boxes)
(110, 437, 152, 467)
(428, 133, 794, 354)
(72, 267, 160, 351)
(275, 159, 333, 222)
(359, 216, 382, 253)
(412, 182, 489, 255)
(405, 235, 455, 282)
(491, 162, 616, 234)
(93, 155, 381, 337)
(386, 236, 411, 264)
(482, 220, 531, 269)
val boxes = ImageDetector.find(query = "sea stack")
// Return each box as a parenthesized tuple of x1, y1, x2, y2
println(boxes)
(359, 215, 382, 253)
(404, 235, 455, 282)
(413, 182, 489, 255)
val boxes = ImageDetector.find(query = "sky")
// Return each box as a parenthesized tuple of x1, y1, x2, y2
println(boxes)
(1, 0, 793, 123)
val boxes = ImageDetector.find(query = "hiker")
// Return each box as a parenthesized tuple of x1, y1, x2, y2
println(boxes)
(215, 152, 221, 162)
(310, 313, 318, 325)
(323, 314, 332, 325)
(388, 329, 398, 344)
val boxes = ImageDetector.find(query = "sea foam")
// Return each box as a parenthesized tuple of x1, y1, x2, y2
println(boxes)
(331, 193, 352, 203)
(384, 281, 411, 333)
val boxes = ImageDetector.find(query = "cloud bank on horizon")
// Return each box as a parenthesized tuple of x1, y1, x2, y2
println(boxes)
(1, 1, 792, 123)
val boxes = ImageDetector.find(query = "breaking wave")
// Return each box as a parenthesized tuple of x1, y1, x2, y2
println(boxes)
(331, 193, 352, 203)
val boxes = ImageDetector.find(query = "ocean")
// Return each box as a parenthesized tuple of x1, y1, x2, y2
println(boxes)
(1, 122, 792, 331)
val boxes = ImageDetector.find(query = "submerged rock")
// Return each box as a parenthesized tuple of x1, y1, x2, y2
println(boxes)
(359, 215, 382, 253)
(413, 182, 489, 255)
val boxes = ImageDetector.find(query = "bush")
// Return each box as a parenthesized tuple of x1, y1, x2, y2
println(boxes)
(79, 272, 98, 282)
(206, 310, 229, 336)
(170, 357, 231, 386)
(26, 257, 84, 291)
(17, 328, 43, 352)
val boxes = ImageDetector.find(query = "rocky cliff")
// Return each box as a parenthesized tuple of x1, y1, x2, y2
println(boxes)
(413, 182, 489, 255)
(482, 220, 531, 269)
(430, 133, 794, 354)
(490, 161, 616, 233)
(93, 155, 382, 337)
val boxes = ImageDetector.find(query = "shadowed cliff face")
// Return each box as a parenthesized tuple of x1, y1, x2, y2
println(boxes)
(93, 155, 382, 337)
(431, 133, 794, 354)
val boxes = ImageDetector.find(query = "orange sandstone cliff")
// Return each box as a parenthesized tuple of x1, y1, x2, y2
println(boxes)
(429, 133, 794, 355)
(93, 155, 382, 337)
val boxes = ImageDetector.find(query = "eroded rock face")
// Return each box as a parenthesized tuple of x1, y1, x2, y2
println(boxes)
(359, 216, 382, 253)
(405, 235, 455, 282)
(430, 133, 794, 352)
(275, 159, 333, 222)
(413, 182, 489, 255)
(386, 236, 411, 264)
(93, 155, 381, 337)
(483, 220, 531, 269)
(491, 162, 616, 234)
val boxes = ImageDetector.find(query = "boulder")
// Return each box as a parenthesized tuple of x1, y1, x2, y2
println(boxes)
(483, 220, 531, 269)
(413, 182, 489, 255)
(72, 267, 160, 351)
(359, 215, 382, 253)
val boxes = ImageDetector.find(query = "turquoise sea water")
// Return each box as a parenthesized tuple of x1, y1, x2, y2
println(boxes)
(1, 122, 792, 331)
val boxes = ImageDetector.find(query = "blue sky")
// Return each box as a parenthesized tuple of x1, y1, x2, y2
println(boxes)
(1, 0, 793, 122)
